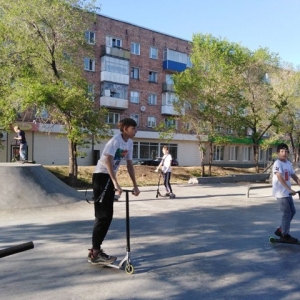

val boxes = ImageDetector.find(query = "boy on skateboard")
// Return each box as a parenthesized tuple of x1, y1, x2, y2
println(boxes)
(88, 118, 140, 265)
(272, 143, 300, 243)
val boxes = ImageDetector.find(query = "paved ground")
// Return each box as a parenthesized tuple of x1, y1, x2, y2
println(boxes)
(1, 165, 300, 299)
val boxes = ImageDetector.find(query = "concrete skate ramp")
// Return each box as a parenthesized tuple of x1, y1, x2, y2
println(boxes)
(0, 163, 83, 210)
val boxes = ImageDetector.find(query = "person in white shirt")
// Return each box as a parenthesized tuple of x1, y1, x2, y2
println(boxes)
(88, 118, 140, 265)
(272, 143, 300, 243)
(156, 146, 175, 198)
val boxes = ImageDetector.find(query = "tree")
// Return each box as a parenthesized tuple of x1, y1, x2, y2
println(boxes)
(268, 63, 300, 162)
(0, 0, 111, 184)
(173, 34, 245, 175)
(230, 48, 289, 172)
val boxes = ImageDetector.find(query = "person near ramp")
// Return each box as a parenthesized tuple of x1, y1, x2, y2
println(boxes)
(88, 118, 140, 265)
(272, 143, 300, 243)
(13, 126, 27, 163)
(155, 146, 175, 199)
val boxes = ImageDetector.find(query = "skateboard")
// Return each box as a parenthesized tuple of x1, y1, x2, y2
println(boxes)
(269, 237, 300, 245)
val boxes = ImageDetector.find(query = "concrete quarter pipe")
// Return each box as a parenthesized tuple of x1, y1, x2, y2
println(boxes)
(0, 163, 83, 210)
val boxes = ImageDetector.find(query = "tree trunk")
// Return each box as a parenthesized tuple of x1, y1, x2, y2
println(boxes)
(288, 132, 297, 163)
(253, 143, 259, 173)
(208, 141, 213, 176)
(68, 140, 78, 186)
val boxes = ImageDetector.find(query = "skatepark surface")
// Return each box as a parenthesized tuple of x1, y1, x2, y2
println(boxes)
(2, 164, 300, 300)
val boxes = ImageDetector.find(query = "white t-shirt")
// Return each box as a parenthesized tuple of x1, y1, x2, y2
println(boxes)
(94, 133, 133, 174)
(272, 159, 294, 198)
(162, 154, 172, 173)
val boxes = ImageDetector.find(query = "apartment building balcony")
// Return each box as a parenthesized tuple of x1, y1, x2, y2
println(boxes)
(101, 45, 130, 60)
(100, 71, 129, 85)
(163, 48, 190, 72)
(161, 104, 181, 116)
(100, 95, 128, 110)
(162, 82, 175, 92)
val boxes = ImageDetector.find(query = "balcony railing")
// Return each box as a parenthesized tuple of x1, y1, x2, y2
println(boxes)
(101, 45, 130, 60)
(100, 96, 128, 110)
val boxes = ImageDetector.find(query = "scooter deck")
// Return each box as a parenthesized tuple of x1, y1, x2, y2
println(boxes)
(269, 237, 300, 245)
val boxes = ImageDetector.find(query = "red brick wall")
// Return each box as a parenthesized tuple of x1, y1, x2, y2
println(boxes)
(86, 14, 191, 131)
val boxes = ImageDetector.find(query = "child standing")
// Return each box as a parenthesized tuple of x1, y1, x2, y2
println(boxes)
(155, 146, 175, 199)
(88, 118, 140, 264)
(272, 143, 300, 243)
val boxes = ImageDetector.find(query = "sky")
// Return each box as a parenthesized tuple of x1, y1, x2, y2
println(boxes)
(95, 0, 300, 66)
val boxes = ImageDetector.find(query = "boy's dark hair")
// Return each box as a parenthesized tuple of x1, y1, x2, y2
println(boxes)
(277, 143, 289, 153)
(117, 118, 137, 132)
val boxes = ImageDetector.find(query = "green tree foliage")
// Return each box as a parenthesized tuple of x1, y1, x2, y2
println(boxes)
(232, 48, 289, 171)
(174, 33, 291, 173)
(268, 63, 300, 162)
(0, 0, 111, 184)
(173, 34, 245, 175)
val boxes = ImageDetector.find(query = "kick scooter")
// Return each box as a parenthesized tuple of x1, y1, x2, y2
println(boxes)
(106, 189, 134, 274)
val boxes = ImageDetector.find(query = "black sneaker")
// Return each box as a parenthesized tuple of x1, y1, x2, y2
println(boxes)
(274, 228, 282, 237)
(169, 193, 176, 199)
(280, 234, 298, 244)
(90, 249, 117, 265)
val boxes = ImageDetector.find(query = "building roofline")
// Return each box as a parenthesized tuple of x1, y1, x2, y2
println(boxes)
(97, 13, 192, 43)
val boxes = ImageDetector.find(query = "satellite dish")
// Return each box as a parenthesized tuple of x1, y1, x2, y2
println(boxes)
(140, 106, 146, 112)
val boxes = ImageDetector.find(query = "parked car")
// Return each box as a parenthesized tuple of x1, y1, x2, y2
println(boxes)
(137, 157, 179, 166)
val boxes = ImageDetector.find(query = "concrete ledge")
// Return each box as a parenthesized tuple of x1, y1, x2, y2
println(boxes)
(188, 173, 270, 184)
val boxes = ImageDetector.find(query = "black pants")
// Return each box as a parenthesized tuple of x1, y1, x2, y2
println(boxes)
(92, 173, 115, 249)
(163, 172, 173, 194)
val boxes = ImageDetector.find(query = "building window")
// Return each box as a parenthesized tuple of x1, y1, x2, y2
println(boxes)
(85, 31, 95, 44)
(267, 148, 273, 161)
(106, 112, 120, 124)
(106, 36, 122, 48)
(130, 114, 139, 126)
(229, 146, 238, 161)
(84, 58, 95, 72)
(258, 148, 264, 162)
(162, 92, 178, 105)
(101, 56, 129, 75)
(148, 94, 157, 105)
(131, 67, 140, 79)
(164, 118, 177, 129)
(213, 146, 224, 161)
(149, 71, 158, 83)
(150, 47, 158, 59)
(131, 42, 140, 55)
(134, 142, 178, 160)
(130, 91, 140, 103)
(101, 82, 128, 99)
(183, 122, 191, 131)
(243, 146, 251, 161)
(148, 116, 156, 128)
(87, 84, 95, 101)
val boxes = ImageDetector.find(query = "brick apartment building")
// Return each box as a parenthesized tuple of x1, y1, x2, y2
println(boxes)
(0, 14, 274, 167)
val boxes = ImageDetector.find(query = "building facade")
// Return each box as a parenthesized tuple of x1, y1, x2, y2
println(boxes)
(0, 14, 275, 167)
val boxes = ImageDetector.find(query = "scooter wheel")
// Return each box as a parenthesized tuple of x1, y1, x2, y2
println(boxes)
(125, 263, 134, 274)
(269, 237, 276, 244)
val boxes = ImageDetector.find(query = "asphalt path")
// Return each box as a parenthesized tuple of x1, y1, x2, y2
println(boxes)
(2, 180, 300, 300)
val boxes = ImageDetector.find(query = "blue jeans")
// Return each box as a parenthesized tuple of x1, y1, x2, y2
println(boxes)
(20, 143, 27, 161)
(277, 196, 296, 235)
